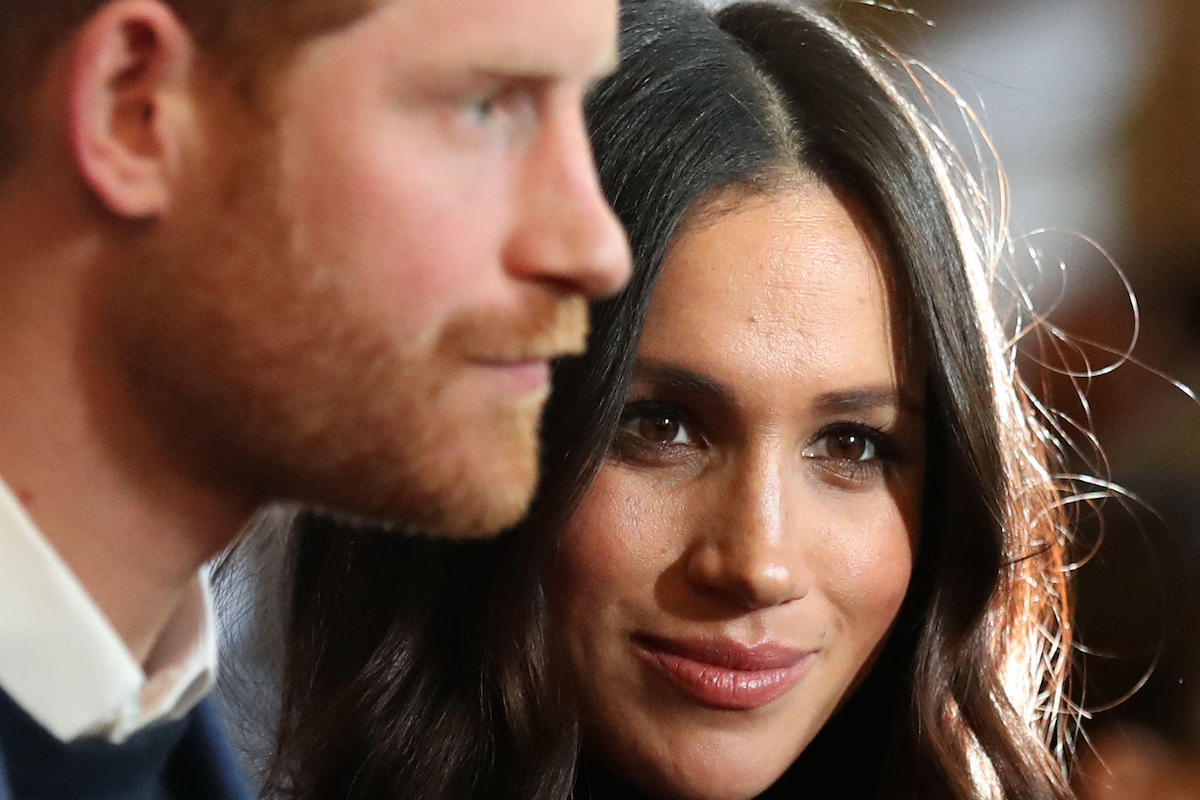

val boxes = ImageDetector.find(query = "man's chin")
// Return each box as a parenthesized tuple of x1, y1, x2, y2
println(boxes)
(422, 458, 541, 538)
(308, 496, 532, 540)
(416, 394, 548, 537)
(303, 443, 541, 540)
(254, 377, 549, 538)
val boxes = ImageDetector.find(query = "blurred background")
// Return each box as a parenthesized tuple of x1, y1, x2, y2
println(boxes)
(824, 0, 1200, 795)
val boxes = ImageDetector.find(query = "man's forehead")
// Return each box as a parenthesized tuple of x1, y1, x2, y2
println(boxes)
(380, 0, 619, 78)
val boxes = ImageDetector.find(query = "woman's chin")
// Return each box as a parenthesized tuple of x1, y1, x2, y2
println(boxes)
(632, 758, 786, 800)
(652, 777, 779, 800)
(586, 715, 810, 800)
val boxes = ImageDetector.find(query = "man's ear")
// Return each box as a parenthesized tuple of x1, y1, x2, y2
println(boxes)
(68, 0, 196, 219)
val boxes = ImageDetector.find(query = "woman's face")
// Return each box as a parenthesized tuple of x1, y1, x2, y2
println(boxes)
(554, 182, 926, 800)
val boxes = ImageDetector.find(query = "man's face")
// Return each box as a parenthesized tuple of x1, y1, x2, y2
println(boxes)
(106, 0, 630, 536)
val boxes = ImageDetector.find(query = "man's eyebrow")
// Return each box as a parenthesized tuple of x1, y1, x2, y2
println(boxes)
(811, 386, 923, 417)
(465, 48, 618, 86)
(631, 358, 733, 403)
(465, 64, 552, 84)
(458, 40, 619, 86)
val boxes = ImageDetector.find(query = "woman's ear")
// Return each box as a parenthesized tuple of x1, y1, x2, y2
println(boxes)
(67, 0, 196, 219)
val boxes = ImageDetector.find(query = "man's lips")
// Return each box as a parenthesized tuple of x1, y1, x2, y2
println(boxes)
(469, 357, 552, 393)
(633, 634, 815, 711)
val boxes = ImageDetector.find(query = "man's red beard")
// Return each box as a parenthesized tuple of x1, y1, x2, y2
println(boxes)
(90, 121, 587, 537)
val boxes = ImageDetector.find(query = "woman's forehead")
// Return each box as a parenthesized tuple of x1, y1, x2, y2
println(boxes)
(639, 183, 915, 402)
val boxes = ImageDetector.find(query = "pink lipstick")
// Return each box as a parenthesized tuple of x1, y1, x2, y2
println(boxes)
(633, 634, 814, 711)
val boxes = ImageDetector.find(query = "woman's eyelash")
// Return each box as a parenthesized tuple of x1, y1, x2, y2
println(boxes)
(617, 401, 700, 444)
(612, 404, 908, 484)
(611, 400, 706, 464)
(809, 422, 895, 458)
(804, 422, 902, 485)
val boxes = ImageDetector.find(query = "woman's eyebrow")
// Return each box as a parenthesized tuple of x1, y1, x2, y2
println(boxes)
(630, 358, 733, 403)
(811, 387, 923, 417)
(632, 362, 923, 417)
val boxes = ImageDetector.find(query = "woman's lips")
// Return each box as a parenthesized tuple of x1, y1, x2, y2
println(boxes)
(633, 634, 814, 711)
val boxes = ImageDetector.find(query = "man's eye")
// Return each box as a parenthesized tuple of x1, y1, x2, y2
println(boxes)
(457, 85, 538, 138)
(463, 94, 499, 126)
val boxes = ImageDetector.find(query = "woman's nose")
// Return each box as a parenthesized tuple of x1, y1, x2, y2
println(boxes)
(684, 460, 807, 610)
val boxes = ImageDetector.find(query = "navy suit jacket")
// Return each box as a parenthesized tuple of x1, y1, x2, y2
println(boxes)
(0, 697, 253, 800)
(164, 700, 255, 800)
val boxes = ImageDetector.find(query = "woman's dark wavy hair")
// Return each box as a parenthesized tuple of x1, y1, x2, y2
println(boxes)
(261, 1, 1074, 797)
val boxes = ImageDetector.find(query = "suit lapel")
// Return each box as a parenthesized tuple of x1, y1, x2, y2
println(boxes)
(0, 745, 12, 800)
(167, 700, 254, 800)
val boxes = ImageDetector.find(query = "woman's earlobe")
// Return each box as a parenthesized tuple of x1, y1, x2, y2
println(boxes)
(67, 0, 195, 219)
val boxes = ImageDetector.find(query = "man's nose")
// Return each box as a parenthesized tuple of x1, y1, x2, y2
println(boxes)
(501, 103, 631, 299)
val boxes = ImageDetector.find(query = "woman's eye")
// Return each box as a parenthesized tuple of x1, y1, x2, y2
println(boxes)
(630, 413, 690, 445)
(803, 424, 893, 486)
(613, 402, 704, 463)
(813, 429, 876, 462)
(620, 410, 694, 446)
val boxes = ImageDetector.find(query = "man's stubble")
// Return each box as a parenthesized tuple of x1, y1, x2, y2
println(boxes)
(96, 118, 585, 537)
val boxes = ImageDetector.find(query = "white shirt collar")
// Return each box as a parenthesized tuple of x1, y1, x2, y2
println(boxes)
(0, 474, 217, 744)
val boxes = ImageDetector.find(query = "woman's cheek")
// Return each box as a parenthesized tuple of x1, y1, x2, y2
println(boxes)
(554, 464, 680, 716)
(558, 465, 664, 607)
(818, 500, 915, 627)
